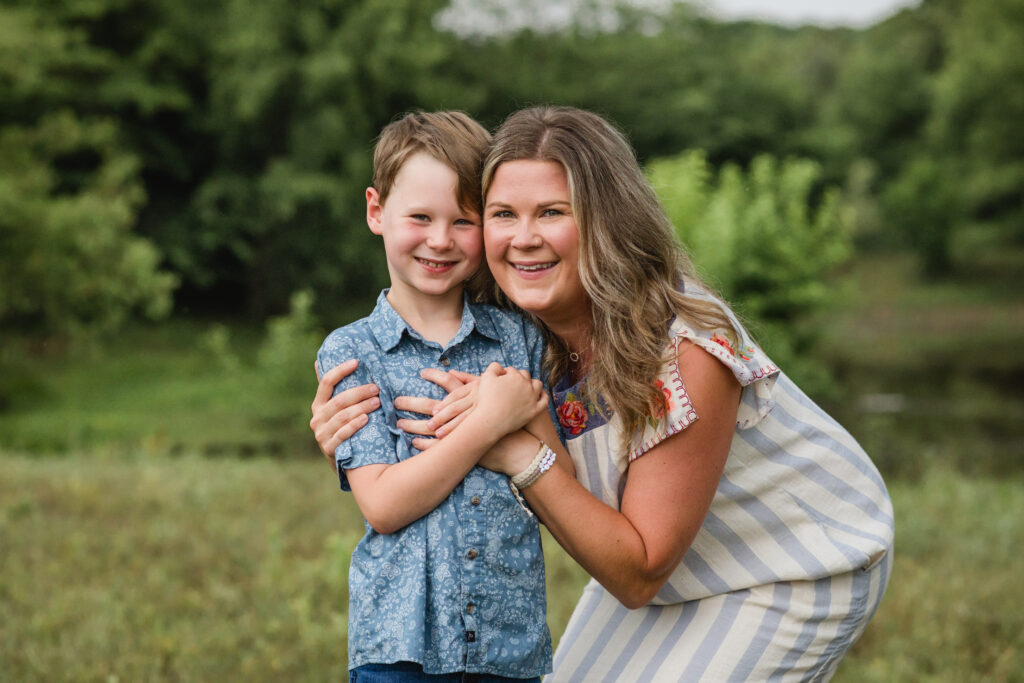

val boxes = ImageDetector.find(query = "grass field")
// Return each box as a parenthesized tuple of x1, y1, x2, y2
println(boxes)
(2, 248, 1023, 680)
(1, 454, 1022, 682)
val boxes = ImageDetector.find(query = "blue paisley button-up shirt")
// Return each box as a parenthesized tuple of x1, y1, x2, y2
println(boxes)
(316, 291, 552, 678)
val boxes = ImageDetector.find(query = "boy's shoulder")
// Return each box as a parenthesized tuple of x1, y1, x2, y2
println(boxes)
(467, 302, 538, 339)
(318, 314, 378, 358)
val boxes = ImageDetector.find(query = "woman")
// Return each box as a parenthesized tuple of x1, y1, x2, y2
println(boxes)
(312, 106, 894, 681)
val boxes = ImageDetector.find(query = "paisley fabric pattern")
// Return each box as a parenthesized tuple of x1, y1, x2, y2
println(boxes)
(316, 291, 552, 678)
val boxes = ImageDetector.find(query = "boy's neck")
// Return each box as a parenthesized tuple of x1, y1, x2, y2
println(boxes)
(386, 285, 466, 346)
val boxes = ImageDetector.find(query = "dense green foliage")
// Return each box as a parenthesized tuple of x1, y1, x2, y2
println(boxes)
(1, 0, 1020, 333)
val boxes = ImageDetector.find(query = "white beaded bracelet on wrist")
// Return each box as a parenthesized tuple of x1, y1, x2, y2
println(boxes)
(508, 441, 557, 515)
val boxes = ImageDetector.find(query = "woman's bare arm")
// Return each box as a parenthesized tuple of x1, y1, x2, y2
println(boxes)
(481, 342, 739, 608)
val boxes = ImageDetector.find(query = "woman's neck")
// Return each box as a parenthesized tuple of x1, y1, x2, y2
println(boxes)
(543, 313, 594, 382)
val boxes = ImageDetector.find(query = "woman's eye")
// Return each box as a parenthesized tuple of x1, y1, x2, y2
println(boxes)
(541, 208, 563, 217)
(491, 210, 514, 219)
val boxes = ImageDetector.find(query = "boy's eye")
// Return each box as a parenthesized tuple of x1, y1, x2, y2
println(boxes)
(410, 214, 430, 222)
(454, 218, 479, 228)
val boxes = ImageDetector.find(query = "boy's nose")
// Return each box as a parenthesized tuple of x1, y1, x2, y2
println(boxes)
(425, 223, 455, 250)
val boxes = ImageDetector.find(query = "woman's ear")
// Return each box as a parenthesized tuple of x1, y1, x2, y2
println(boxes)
(366, 187, 384, 235)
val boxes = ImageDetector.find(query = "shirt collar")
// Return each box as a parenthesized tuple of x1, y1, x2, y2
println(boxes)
(368, 290, 500, 352)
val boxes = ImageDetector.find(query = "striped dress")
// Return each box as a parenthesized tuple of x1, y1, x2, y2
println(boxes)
(547, 294, 894, 682)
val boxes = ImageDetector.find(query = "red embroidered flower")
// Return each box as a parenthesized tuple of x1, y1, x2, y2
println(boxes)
(557, 399, 589, 435)
(651, 379, 674, 419)
(710, 333, 735, 356)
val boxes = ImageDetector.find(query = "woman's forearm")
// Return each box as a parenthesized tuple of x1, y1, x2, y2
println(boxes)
(522, 459, 677, 608)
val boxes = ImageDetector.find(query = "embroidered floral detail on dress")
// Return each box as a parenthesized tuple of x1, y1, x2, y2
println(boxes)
(651, 379, 674, 420)
(558, 392, 589, 435)
(710, 331, 755, 361)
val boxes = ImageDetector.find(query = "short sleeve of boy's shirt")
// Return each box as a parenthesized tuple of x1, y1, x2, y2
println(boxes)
(316, 325, 399, 491)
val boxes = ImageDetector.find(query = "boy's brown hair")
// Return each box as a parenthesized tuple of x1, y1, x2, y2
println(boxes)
(373, 111, 491, 217)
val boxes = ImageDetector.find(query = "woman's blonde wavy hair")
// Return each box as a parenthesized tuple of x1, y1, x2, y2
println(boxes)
(482, 106, 739, 443)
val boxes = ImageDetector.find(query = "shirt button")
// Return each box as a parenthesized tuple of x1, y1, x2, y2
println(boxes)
(440, 356, 450, 367)
(470, 495, 481, 506)
(467, 548, 478, 560)
(466, 603, 475, 614)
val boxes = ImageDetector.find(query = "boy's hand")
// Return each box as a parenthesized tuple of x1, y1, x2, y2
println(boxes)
(396, 368, 477, 445)
(471, 363, 547, 436)
(310, 360, 380, 463)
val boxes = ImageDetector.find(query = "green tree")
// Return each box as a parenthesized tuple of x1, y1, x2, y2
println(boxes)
(0, 3, 177, 335)
(928, 0, 1024, 242)
(649, 150, 852, 393)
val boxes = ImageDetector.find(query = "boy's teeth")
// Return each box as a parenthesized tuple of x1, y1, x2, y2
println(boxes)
(419, 258, 450, 267)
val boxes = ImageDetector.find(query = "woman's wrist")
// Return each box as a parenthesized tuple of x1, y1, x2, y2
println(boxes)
(511, 441, 557, 489)
(508, 441, 557, 515)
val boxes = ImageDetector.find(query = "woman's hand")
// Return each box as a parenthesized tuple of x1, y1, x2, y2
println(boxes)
(309, 360, 380, 463)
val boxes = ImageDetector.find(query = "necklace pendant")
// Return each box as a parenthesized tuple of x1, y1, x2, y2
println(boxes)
(569, 351, 580, 363)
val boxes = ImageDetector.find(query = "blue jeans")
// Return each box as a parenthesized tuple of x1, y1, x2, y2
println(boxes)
(349, 661, 541, 683)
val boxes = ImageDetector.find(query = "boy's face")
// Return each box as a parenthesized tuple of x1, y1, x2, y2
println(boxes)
(367, 152, 483, 306)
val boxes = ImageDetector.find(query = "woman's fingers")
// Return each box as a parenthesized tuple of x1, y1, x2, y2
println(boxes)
(394, 395, 442, 417)
(448, 370, 479, 384)
(311, 359, 358, 410)
(411, 436, 437, 451)
(396, 417, 434, 437)
(420, 367, 466, 393)
(318, 412, 370, 457)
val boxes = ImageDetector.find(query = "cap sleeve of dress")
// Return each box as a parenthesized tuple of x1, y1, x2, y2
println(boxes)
(627, 311, 781, 462)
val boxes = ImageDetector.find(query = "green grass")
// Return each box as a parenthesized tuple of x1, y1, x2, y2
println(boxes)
(1, 454, 1021, 681)
(0, 320, 320, 457)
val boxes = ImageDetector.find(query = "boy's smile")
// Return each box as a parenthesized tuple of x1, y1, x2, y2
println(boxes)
(366, 152, 484, 316)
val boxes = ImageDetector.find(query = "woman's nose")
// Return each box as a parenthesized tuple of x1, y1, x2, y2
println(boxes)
(510, 219, 542, 249)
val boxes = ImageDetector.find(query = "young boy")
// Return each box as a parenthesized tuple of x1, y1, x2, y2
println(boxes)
(315, 112, 552, 681)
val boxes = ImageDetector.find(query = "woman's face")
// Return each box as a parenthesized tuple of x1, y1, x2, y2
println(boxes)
(483, 160, 589, 329)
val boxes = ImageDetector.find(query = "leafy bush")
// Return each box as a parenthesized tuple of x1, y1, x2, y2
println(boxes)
(649, 151, 852, 395)
(0, 112, 178, 337)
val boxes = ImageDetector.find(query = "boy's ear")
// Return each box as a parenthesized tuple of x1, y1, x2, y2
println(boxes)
(366, 187, 384, 235)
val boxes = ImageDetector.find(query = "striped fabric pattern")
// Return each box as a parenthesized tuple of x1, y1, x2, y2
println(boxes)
(547, 296, 894, 681)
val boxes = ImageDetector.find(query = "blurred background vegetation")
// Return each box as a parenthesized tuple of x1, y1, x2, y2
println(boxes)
(1, 0, 1022, 680)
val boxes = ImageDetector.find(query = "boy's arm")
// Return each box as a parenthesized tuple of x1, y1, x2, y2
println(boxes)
(347, 363, 547, 534)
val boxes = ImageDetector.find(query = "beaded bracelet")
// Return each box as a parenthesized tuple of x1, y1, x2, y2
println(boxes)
(508, 441, 557, 515)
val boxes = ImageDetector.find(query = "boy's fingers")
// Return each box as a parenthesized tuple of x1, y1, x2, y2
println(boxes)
(434, 411, 468, 439)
